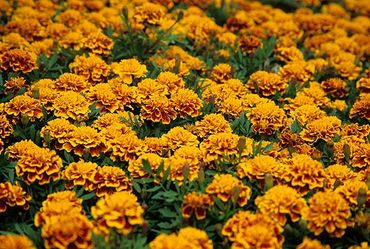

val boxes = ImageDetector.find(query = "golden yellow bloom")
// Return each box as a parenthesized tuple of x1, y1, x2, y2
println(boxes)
(296, 237, 330, 249)
(200, 132, 239, 163)
(239, 35, 262, 54)
(128, 153, 164, 178)
(63, 160, 98, 190)
(247, 71, 287, 97)
(54, 72, 90, 93)
(0, 49, 37, 73)
(150, 233, 188, 249)
(304, 191, 353, 238)
(62, 126, 106, 157)
(83, 31, 113, 55)
(206, 174, 251, 207)
(334, 61, 361, 81)
(164, 155, 201, 184)
(301, 116, 341, 143)
(171, 88, 202, 118)
(4, 77, 26, 93)
(211, 63, 233, 83)
(275, 46, 304, 63)
(290, 104, 326, 125)
(350, 94, 370, 120)
(57, 9, 82, 27)
(52, 91, 90, 121)
(357, 77, 370, 93)
(16, 146, 62, 185)
(181, 192, 213, 220)
(59, 31, 84, 50)
(255, 185, 307, 226)
(40, 118, 76, 149)
(137, 78, 168, 100)
(325, 164, 357, 188)
(111, 58, 147, 84)
(69, 54, 110, 83)
(162, 127, 199, 151)
(6, 140, 39, 161)
(156, 71, 185, 93)
(322, 78, 348, 99)
(248, 101, 286, 135)
(108, 132, 146, 162)
(0, 234, 35, 249)
(144, 137, 167, 155)
(335, 180, 369, 207)
(85, 83, 120, 113)
(92, 191, 144, 236)
(348, 242, 370, 249)
(192, 113, 232, 138)
(0, 114, 13, 139)
(279, 62, 313, 84)
(133, 2, 165, 30)
(141, 95, 177, 124)
(5, 95, 43, 123)
(0, 181, 31, 213)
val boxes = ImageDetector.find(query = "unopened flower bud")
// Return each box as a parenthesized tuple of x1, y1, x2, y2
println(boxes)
(264, 173, 274, 191)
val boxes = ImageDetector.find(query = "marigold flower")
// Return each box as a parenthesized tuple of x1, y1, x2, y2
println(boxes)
(357, 77, 370, 93)
(255, 185, 307, 226)
(57, 9, 82, 27)
(334, 61, 361, 81)
(156, 72, 185, 93)
(247, 71, 287, 97)
(85, 83, 120, 113)
(279, 62, 313, 84)
(282, 154, 327, 195)
(0, 49, 37, 73)
(301, 116, 341, 143)
(164, 155, 200, 184)
(0, 115, 13, 139)
(128, 153, 164, 178)
(108, 132, 146, 162)
(200, 132, 239, 163)
(137, 78, 168, 100)
(5, 95, 43, 123)
(0, 234, 35, 249)
(91, 166, 132, 197)
(335, 180, 369, 207)
(0, 181, 31, 213)
(350, 94, 370, 120)
(248, 101, 286, 135)
(289, 104, 326, 125)
(181, 192, 213, 220)
(59, 31, 84, 50)
(54, 73, 90, 92)
(275, 46, 304, 63)
(83, 31, 113, 55)
(192, 113, 232, 138)
(322, 78, 348, 99)
(40, 118, 76, 149)
(6, 140, 39, 160)
(141, 95, 177, 124)
(133, 2, 165, 29)
(171, 88, 203, 118)
(211, 63, 233, 83)
(0, 139, 3, 154)
(325, 164, 357, 188)
(348, 242, 370, 249)
(296, 237, 330, 249)
(4, 77, 26, 93)
(111, 58, 147, 84)
(63, 160, 98, 190)
(304, 191, 353, 237)
(52, 91, 90, 121)
(92, 191, 144, 236)
(162, 127, 199, 151)
(206, 174, 251, 207)
(16, 146, 62, 185)
(69, 54, 110, 83)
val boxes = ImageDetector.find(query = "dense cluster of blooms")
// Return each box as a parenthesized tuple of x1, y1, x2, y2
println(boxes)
(0, 0, 369, 248)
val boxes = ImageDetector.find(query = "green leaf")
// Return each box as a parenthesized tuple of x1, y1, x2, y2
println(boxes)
(81, 192, 96, 201)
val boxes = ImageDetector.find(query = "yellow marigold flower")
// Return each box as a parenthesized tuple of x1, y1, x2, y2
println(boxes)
(137, 78, 168, 100)
(63, 160, 98, 190)
(350, 94, 370, 120)
(200, 132, 239, 163)
(322, 78, 348, 99)
(239, 35, 262, 54)
(83, 31, 113, 55)
(6, 140, 38, 160)
(171, 88, 203, 118)
(206, 174, 251, 207)
(5, 95, 43, 123)
(335, 180, 369, 207)
(164, 155, 200, 184)
(111, 58, 147, 84)
(0, 234, 35, 249)
(290, 104, 326, 125)
(16, 146, 62, 185)
(282, 154, 327, 195)
(141, 95, 177, 124)
(85, 83, 120, 113)
(92, 113, 130, 130)
(150, 233, 187, 249)
(202, 83, 237, 107)
(59, 31, 84, 50)
(279, 62, 313, 84)
(108, 80, 139, 107)
(247, 71, 287, 97)
(40, 118, 76, 149)
(181, 192, 213, 220)
(91, 166, 132, 197)
(0, 114, 13, 139)
(248, 101, 286, 135)
(0, 49, 37, 73)
(162, 127, 199, 151)
(211, 63, 233, 83)
(357, 77, 370, 93)
(156, 71, 185, 93)
(4, 77, 26, 93)
(144, 137, 167, 156)
(325, 164, 357, 188)
(192, 113, 232, 138)
(52, 91, 90, 121)
(334, 61, 361, 81)
(42, 213, 93, 249)
(296, 237, 330, 249)
(69, 54, 110, 83)
(301, 116, 341, 143)
(92, 191, 144, 236)
(57, 9, 82, 27)
(128, 153, 164, 178)
(275, 46, 304, 63)
(133, 2, 165, 30)
(351, 142, 370, 169)
(0, 181, 31, 213)
(255, 185, 307, 226)
(108, 132, 146, 162)
(62, 126, 106, 157)
(222, 211, 284, 243)
(54, 73, 90, 92)
(304, 191, 353, 238)
(348, 242, 370, 249)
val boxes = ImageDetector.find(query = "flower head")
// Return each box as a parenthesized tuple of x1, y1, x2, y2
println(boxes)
(181, 192, 213, 220)
(141, 95, 177, 124)
(52, 91, 90, 121)
(0, 234, 35, 249)
(200, 132, 239, 163)
(247, 71, 287, 96)
(0, 181, 31, 213)
(111, 58, 147, 84)
(301, 116, 341, 143)
(171, 89, 203, 118)
(0, 49, 37, 73)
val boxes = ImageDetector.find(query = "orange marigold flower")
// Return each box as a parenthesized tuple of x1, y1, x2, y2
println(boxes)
(351, 142, 370, 169)
(16, 146, 62, 185)
(6, 140, 39, 161)
(141, 95, 177, 124)
(0, 49, 37, 73)
(52, 91, 90, 121)
(211, 63, 233, 83)
(83, 31, 113, 55)
(247, 71, 287, 97)
(165, 155, 200, 184)
(63, 160, 98, 190)
(91, 166, 132, 197)
(322, 78, 348, 99)
(181, 192, 213, 220)
(162, 127, 199, 151)
(144, 137, 167, 156)
(206, 174, 251, 207)
(357, 77, 370, 93)
(219, 97, 243, 117)
(289, 104, 326, 125)
(301, 116, 341, 143)
(325, 164, 357, 188)
(156, 71, 185, 93)
(0, 181, 31, 213)
(128, 153, 164, 178)
(111, 58, 147, 84)
(192, 113, 232, 138)
(171, 88, 203, 118)
(248, 101, 286, 135)
(40, 118, 76, 149)
(0, 115, 13, 139)
(59, 31, 84, 50)
(275, 46, 304, 63)
(108, 132, 146, 162)
(239, 35, 262, 54)
(296, 237, 330, 249)
(0, 234, 35, 249)
(92, 191, 144, 236)
(54, 73, 90, 92)
(282, 154, 327, 195)
(133, 2, 165, 29)
(348, 242, 370, 249)
(5, 95, 43, 123)
(4, 77, 26, 93)
(334, 61, 361, 81)
(350, 94, 370, 120)
(279, 62, 313, 84)
(69, 53, 110, 83)
(335, 180, 369, 207)
(200, 132, 239, 163)
(304, 191, 353, 238)
(255, 185, 307, 226)
(85, 83, 120, 113)
(137, 78, 168, 100)
(62, 126, 106, 157)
